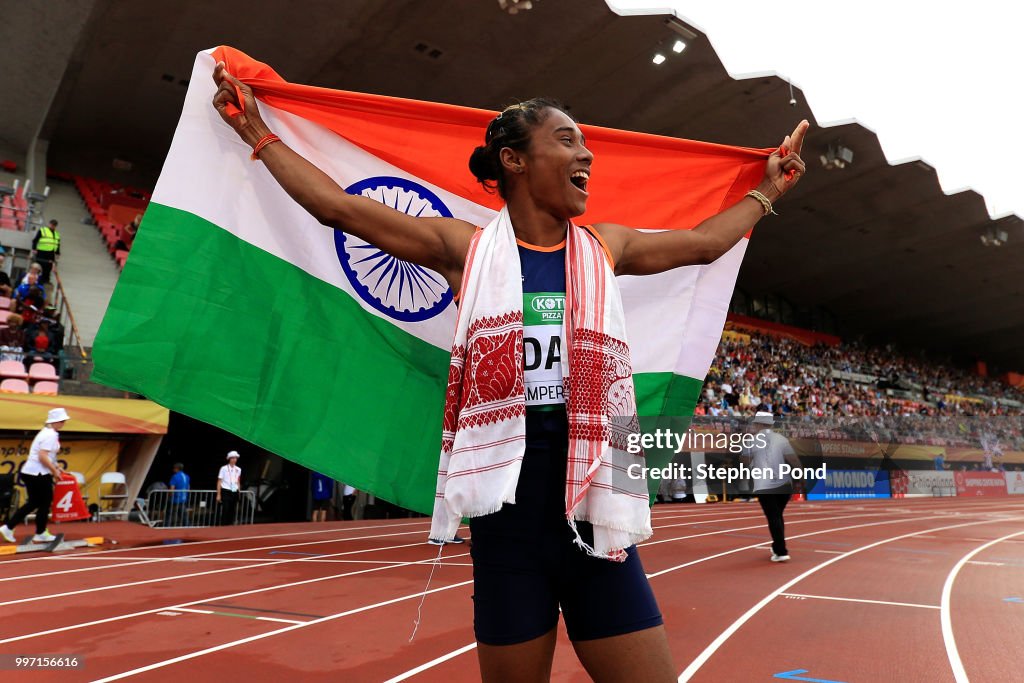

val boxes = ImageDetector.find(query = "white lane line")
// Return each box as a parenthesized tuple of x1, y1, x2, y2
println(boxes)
(940, 529, 1024, 683)
(781, 593, 940, 610)
(643, 512, 886, 551)
(381, 502, 1024, 683)
(6, 502, 1021, 667)
(0, 518, 435, 566)
(382, 643, 478, 683)
(171, 607, 213, 615)
(1, 509, 901, 604)
(172, 606, 305, 626)
(648, 504, 1024, 578)
(0, 540, 430, 607)
(38, 555, 475, 567)
(0, 508, 796, 581)
(44, 556, 279, 564)
(0, 551, 471, 645)
(676, 516, 1024, 682)
(644, 500, 1024, 552)
(0, 525, 447, 583)
(256, 616, 305, 625)
(647, 514, 917, 575)
(0, 510, 915, 647)
(89, 579, 475, 683)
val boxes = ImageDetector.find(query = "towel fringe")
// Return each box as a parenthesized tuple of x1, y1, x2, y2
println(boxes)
(409, 542, 445, 643)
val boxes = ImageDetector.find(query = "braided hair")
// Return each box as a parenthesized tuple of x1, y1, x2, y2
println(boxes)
(468, 98, 572, 198)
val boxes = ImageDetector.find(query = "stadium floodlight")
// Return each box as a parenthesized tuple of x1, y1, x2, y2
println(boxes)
(980, 226, 1008, 247)
(673, 40, 687, 53)
(820, 143, 854, 170)
(653, 53, 667, 65)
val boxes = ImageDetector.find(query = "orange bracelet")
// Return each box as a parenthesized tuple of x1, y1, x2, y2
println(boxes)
(250, 133, 281, 160)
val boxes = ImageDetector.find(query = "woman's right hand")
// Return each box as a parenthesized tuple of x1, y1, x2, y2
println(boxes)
(212, 61, 271, 147)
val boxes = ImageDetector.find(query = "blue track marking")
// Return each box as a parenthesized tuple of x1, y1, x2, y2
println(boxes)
(774, 668, 847, 683)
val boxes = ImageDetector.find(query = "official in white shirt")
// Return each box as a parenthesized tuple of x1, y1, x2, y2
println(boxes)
(217, 450, 242, 526)
(0, 408, 69, 543)
(742, 411, 802, 562)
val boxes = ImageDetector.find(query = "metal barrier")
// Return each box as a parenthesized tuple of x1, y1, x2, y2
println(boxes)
(144, 489, 255, 528)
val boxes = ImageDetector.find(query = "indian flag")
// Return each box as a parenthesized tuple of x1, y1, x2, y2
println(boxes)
(93, 47, 770, 515)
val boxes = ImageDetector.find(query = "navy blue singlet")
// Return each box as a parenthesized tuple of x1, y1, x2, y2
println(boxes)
(468, 235, 662, 646)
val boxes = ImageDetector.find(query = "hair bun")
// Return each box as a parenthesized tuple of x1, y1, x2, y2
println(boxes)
(467, 98, 570, 198)
(469, 145, 499, 184)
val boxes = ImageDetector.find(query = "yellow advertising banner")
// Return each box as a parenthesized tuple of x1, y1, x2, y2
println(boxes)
(721, 330, 751, 345)
(944, 447, 1024, 465)
(0, 395, 168, 434)
(1, 438, 121, 503)
(792, 439, 945, 461)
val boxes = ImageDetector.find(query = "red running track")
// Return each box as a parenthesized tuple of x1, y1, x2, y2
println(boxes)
(0, 497, 1021, 682)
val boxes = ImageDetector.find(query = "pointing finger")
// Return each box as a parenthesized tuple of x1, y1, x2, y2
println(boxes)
(789, 120, 809, 156)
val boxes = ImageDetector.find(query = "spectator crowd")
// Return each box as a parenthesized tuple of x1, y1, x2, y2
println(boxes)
(695, 329, 1024, 456)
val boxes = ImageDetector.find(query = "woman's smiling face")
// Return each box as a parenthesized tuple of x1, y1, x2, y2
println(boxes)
(513, 108, 594, 219)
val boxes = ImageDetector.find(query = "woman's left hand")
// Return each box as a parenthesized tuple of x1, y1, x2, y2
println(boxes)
(760, 120, 809, 201)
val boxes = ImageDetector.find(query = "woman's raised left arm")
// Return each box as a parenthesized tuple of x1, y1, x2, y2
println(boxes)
(596, 120, 809, 276)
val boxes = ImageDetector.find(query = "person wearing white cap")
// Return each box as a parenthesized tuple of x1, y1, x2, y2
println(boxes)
(0, 408, 70, 544)
(742, 411, 802, 562)
(216, 450, 242, 526)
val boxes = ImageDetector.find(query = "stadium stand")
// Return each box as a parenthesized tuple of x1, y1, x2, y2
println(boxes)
(73, 174, 149, 270)
(695, 323, 1024, 472)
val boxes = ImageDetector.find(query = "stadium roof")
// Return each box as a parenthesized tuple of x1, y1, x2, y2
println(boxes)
(3, 0, 1022, 368)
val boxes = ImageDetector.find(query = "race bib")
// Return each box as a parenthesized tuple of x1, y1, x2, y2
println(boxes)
(523, 292, 566, 407)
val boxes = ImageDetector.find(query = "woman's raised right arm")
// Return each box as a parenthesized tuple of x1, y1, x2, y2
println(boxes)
(211, 62, 475, 288)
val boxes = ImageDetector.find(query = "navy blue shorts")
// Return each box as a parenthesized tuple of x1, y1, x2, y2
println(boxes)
(469, 413, 662, 645)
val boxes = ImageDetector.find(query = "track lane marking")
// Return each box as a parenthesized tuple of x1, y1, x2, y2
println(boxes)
(780, 593, 939, 609)
(88, 579, 476, 682)
(5, 500, 1024, 676)
(676, 516, 1024, 681)
(0, 518, 436, 566)
(171, 606, 306, 625)
(940, 529, 1024, 683)
(0, 509, 952, 647)
(0, 541, 433, 607)
(0, 525, 457, 583)
(0, 551, 472, 645)
(382, 643, 478, 683)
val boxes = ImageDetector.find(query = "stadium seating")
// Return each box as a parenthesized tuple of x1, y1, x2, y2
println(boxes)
(31, 380, 59, 395)
(701, 327, 1024, 420)
(28, 362, 59, 382)
(0, 378, 29, 394)
(0, 360, 27, 379)
(72, 174, 150, 270)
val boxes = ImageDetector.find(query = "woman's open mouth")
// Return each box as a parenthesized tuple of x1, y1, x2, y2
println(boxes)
(570, 169, 590, 194)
